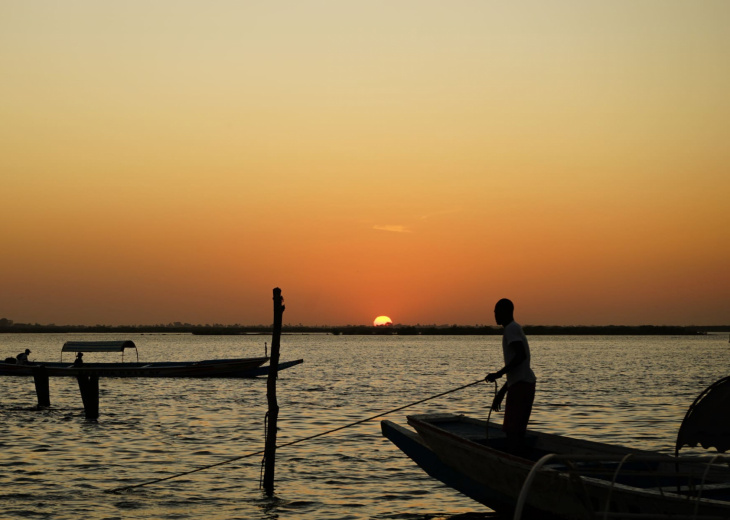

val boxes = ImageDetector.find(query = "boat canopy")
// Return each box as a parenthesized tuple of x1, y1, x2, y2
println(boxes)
(61, 341, 139, 362)
(676, 375, 730, 455)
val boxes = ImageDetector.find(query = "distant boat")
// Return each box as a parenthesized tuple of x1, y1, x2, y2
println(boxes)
(382, 377, 730, 519)
(191, 330, 264, 335)
(0, 340, 302, 378)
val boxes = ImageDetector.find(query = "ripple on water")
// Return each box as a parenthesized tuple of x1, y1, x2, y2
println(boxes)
(1, 334, 728, 519)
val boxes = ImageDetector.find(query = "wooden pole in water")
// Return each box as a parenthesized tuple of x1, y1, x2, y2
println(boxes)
(263, 287, 284, 496)
(77, 374, 100, 420)
(33, 365, 50, 408)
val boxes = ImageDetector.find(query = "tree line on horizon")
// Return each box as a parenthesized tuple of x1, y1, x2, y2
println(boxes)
(0, 318, 724, 335)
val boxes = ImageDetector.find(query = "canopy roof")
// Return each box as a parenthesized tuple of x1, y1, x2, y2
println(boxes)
(62, 340, 137, 353)
(676, 376, 730, 455)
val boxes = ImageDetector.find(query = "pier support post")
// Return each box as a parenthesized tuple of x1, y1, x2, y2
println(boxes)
(263, 287, 285, 496)
(33, 365, 50, 408)
(77, 375, 99, 420)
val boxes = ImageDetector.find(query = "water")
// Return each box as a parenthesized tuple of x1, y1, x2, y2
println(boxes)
(0, 333, 727, 519)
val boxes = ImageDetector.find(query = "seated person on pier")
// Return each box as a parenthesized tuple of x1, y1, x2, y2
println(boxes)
(16, 349, 31, 365)
(74, 352, 84, 366)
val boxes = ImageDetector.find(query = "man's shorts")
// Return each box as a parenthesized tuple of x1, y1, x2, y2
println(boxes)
(503, 381, 536, 435)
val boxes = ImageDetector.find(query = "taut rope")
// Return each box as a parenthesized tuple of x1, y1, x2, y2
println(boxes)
(108, 378, 485, 493)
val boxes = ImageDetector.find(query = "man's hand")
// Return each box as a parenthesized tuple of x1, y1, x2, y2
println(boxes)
(485, 371, 502, 383)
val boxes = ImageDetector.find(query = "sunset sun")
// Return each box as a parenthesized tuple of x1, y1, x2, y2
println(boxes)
(373, 316, 393, 327)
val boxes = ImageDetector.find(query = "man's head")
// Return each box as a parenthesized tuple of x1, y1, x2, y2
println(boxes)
(494, 298, 514, 326)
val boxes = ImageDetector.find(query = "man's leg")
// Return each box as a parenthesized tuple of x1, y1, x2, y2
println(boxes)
(502, 381, 536, 454)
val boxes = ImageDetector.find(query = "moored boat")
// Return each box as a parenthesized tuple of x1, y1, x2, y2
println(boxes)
(382, 377, 730, 519)
(0, 340, 303, 378)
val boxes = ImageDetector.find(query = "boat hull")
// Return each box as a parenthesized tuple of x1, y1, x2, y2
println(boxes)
(384, 414, 730, 519)
(381, 419, 521, 515)
(0, 357, 303, 378)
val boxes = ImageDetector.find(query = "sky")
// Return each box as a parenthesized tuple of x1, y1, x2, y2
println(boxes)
(2, 1, 729, 327)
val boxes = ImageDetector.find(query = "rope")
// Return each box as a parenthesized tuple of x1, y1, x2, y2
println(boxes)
(486, 380, 498, 439)
(514, 453, 557, 520)
(107, 378, 485, 493)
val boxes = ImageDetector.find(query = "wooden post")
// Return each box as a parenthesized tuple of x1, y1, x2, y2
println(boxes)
(263, 287, 285, 495)
(77, 375, 100, 420)
(33, 365, 50, 408)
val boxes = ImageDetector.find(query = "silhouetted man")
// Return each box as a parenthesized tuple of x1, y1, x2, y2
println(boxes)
(16, 348, 31, 365)
(486, 299, 536, 448)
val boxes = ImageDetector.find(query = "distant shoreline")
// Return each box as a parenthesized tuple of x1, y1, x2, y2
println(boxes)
(1, 324, 727, 336)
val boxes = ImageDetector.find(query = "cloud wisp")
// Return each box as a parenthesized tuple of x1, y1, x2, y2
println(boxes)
(373, 224, 411, 233)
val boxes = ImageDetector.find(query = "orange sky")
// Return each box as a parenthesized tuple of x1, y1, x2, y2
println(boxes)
(2, 2, 729, 326)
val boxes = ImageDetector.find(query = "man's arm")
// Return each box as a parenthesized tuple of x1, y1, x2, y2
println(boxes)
(485, 341, 527, 382)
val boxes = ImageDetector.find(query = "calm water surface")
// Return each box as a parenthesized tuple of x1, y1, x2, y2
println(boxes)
(0, 333, 727, 519)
